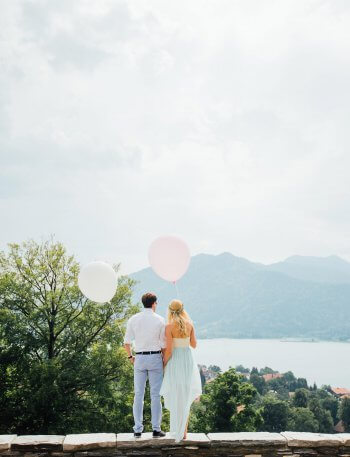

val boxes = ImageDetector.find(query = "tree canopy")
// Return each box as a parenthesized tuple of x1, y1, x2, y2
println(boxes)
(189, 368, 262, 433)
(0, 239, 137, 433)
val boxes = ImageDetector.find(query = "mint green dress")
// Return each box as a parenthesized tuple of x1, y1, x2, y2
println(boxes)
(160, 337, 202, 442)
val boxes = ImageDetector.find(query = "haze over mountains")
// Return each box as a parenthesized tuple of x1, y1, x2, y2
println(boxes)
(130, 253, 350, 340)
(267, 255, 350, 284)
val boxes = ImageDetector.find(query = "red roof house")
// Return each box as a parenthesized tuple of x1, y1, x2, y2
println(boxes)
(262, 373, 283, 381)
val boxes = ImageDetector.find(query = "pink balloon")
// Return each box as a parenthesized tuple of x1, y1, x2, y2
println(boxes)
(148, 236, 191, 282)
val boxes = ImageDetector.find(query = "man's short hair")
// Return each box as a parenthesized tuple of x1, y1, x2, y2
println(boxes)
(142, 292, 157, 308)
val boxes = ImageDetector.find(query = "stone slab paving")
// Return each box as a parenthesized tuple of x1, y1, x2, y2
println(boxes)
(63, 434, 116, 452)
(0, 436, 17, 452)
(2, 433, 350, 455)
(207, 432, 288, 446)
(116, 432, 209, 448)
(280, 432, 345, 448)
(11, 435, 65, 451)
(340, 434, 350, 447)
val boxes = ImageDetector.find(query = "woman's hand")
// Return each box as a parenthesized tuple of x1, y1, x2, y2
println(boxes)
(163, 354, 170, 367)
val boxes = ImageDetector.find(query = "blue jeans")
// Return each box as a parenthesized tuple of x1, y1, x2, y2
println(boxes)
(133, 353, 163, 433)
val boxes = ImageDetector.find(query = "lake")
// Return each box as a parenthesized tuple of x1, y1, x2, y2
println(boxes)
(195, 338, 350, 388)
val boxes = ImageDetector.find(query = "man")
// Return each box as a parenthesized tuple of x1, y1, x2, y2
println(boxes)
(124, 292, 166, 438)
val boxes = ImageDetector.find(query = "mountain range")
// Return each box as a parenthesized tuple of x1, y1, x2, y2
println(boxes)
(129, 253, 350, 340)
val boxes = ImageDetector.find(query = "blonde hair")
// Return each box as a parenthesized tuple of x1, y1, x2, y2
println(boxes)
(167, 299, 191, 337)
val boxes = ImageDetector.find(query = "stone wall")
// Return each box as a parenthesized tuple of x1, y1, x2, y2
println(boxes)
(1, 432, 350, 457)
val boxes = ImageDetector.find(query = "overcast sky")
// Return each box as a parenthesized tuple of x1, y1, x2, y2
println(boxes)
(1, 0, 350, 274)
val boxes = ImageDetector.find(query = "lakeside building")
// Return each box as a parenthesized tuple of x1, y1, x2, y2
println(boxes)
(262, 373, 283, 381)
(334, 420, 346, 433)
(330, 387, 350, 398)
(198, 364, 221, 383)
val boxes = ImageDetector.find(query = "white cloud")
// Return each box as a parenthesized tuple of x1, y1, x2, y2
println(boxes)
(1, 0, 350, 273)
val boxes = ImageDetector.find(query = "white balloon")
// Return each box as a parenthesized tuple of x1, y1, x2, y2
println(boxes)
(148, 236, 190, 282)
(78, 261, 117, 303)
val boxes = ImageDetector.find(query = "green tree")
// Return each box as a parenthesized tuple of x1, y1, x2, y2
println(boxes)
(287, 407, 319, 432)
(235, 365, 250, 374)
(282, 371, 295, 382)
(250, 373, 266, 395)
(316, 387, 331, 399)
(260, 396, 289, 432)
(208, 365, 222, 373)
(0, 239, 138, 434)
(259, 367, 278, 375)
(340, 397, 350, 432)
(293, 388, 309, 408)
(296, 378, 308, 390)
(189, 368, 262, 433)
(309, 397, 333, 433)
(321, 384, 332, 392)
(266, 371, 308, 393)
(266, 378, 289, 400)
(321, 396, 339, 424)
(283, 371, 308, 391)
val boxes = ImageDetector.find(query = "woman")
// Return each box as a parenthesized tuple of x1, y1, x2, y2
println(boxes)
(160, 299, 202, 442)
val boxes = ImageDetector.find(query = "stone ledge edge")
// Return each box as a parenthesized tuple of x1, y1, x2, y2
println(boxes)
(0, 433, 350, 452)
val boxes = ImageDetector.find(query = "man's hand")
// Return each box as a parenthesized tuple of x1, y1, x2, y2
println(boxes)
(124, 343, 135, 365)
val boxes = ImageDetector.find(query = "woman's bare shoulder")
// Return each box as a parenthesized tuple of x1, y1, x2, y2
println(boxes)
(186, 321, 194, 332)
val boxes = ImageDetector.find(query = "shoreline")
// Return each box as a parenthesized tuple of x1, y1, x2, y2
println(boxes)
(194, 338, 350, 386)
(197, 336, 350, 343)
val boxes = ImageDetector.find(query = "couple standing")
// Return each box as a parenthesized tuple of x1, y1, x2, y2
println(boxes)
(124, 292, 202, 442)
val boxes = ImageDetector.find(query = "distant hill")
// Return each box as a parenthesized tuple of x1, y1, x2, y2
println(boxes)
(267, 255, 350, 284)
(129, 253, 350, 340)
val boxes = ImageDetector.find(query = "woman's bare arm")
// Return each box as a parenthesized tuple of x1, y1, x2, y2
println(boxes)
(190, 324, 197, 349)
(163, 324, 173, 365)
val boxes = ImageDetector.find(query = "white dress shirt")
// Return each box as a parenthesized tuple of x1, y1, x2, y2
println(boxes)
(124, 308, 166, 352)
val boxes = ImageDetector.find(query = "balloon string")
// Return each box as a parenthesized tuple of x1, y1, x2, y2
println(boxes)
(173, 281, 179, 298)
